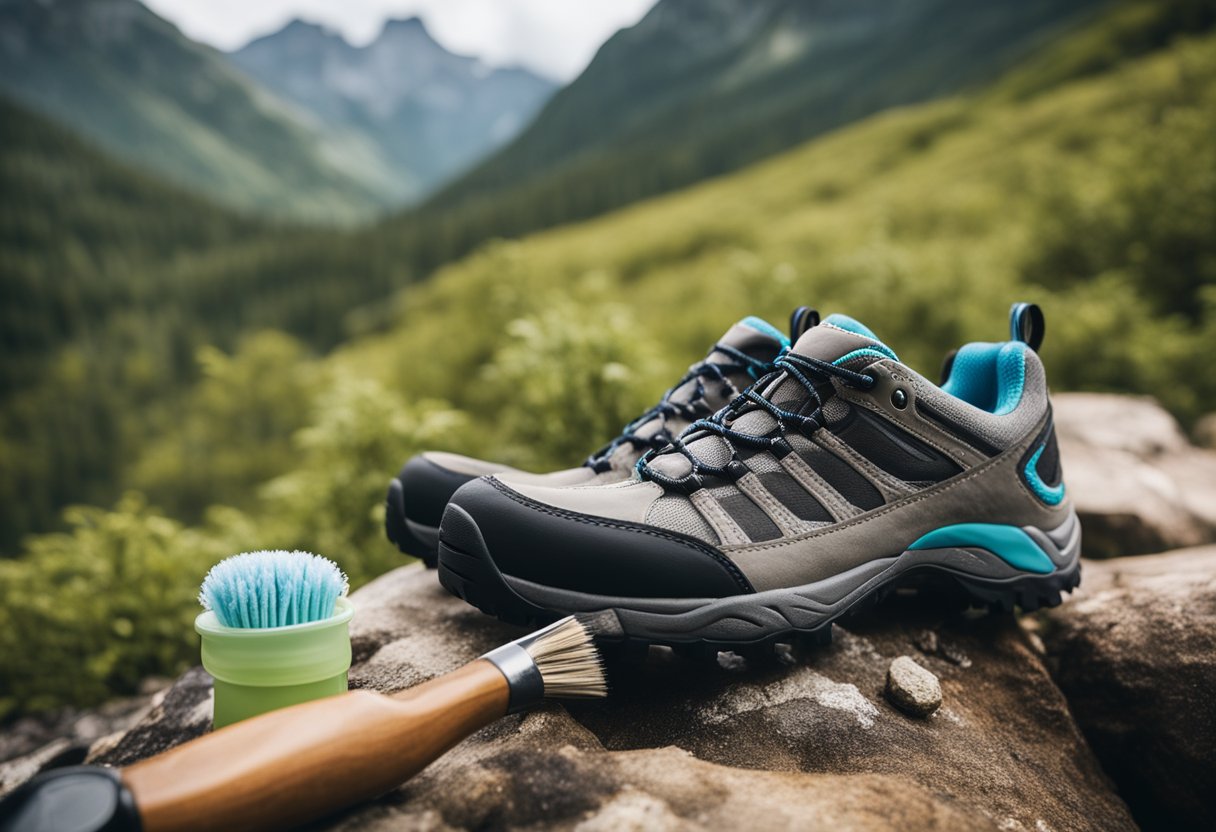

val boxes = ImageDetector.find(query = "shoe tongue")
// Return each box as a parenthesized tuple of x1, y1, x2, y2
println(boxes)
(602, 316, 786, 473)
(789, 313, 898, 367)
(662, 316, 786, 411)
(715, 315, 789, 358)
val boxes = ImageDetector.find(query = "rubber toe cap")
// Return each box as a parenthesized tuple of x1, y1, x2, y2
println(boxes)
(396, 454, 481, 528)
(442, 477, 753, 598)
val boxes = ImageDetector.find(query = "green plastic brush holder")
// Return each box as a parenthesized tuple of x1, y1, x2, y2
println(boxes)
(195, 596, 354, 729)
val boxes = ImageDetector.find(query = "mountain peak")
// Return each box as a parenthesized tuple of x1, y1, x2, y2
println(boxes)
(379, 16, 433, 39)
(384, 15, 426, 28)
(239, 17, 348, 51)
(281, 18, 335, 36)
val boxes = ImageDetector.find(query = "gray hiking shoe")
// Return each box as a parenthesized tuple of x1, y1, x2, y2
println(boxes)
(386, 311, 814, 565)
(437, 304, 1080, 650)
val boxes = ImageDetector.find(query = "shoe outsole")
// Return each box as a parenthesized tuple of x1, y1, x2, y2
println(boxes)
(385, 478, 440, 568)
(437, 502, 1082, 655)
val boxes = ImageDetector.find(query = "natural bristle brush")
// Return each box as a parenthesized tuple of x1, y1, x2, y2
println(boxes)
(0, 551, 608, 832)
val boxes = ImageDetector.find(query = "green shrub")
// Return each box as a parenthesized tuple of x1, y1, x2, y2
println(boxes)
(474, 301, 665, 470)
(255, 377, 471, 585)
(130, 331, 325, 521)
(0, 495, 225, 720)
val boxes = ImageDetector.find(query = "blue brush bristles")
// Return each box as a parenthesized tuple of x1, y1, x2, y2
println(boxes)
(199, 550, 348, 629)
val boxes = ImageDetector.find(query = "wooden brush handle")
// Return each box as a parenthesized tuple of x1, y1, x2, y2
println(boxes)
(123, 659, 509, 832)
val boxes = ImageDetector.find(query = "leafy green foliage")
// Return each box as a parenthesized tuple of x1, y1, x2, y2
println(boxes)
(129, 332, 325, 523)
(473, 302, 664, 468)
(0, 495, 224, 720)
(253, 378, 470, 581)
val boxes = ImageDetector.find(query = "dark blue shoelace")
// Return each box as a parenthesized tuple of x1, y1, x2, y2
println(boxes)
(637, 352, 876, 491)
(584, 343, 774, 473)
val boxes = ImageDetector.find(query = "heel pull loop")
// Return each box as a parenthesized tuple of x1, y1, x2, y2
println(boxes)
(1010, 303, 1045, 352)
(789, 306, 820, 342)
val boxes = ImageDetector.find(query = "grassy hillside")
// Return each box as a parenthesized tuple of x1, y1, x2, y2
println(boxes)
(415, 0, 1109, 251)
(339, 22, 1216, 440)
(0, 3, 1213, 719)
(0, 0, 390, 221)
(340, 0, 1214, 319)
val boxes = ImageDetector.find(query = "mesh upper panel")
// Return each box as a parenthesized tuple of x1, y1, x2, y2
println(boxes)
(820, 397, 851, 424)
(718, 492, 781, 542)
(645, 495, 720, 544)
(732, 409, 778, 435)
(739, 450, 782, 473)
(757, 470, 832, 522)
(789, 437, 885, 510)
(595, 322, 785, 474)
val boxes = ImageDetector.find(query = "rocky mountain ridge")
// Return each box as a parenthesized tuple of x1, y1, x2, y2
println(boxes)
(229, 16, 556, 204)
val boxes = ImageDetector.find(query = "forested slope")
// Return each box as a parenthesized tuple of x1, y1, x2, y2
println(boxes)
(0, 98, 401, 546)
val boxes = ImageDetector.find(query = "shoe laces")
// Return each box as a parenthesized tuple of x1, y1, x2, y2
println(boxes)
(637, 352, 876, 491)
(584, 343, 773, 473)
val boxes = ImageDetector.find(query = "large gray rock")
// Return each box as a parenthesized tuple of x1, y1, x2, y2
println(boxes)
(1039, 546, 1216, 831)
(1, 564, 1132, 831)
(1054, 393, 1216, 558)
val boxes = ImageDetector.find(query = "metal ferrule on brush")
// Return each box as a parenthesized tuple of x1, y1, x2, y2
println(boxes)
(481, 621, 559, 713)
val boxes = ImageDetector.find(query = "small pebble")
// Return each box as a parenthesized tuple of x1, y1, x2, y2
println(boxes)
(885, 656, 943, 717)
(717, 651, 747, 671)
(913, 629, 939, 655)
(938, 639, 972, 668)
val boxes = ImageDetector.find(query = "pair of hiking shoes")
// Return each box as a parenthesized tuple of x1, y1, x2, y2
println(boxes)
(386, 304, 1079, 652)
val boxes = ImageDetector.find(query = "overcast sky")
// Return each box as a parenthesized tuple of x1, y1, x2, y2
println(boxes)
(142, 0, 658, 81)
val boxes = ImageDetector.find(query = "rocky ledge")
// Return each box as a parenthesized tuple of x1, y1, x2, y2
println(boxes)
(1055, 393, 1216, 558)
(1038, 546, 1216, 831)
(0, 563, 1139, 831)
(2, 394, 1214, 830)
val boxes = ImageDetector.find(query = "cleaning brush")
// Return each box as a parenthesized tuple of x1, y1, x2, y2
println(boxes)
(0, 579, 607, 832)
(200, 549, 348, 628)
(195, 551, 355, 729)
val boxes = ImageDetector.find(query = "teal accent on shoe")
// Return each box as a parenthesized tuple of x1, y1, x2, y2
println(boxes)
(1024, 444, 1065, 505)
(908, 523, 1054, 573)
(739, 316, 791, 347)
(941, 341, 1026, 415)
(823, 313, 879, 339)
(833, 347, 897, 367)
(822, 314, 899, 361)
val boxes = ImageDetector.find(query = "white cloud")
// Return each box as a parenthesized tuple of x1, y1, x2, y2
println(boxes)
(141, 0, 657, 81)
